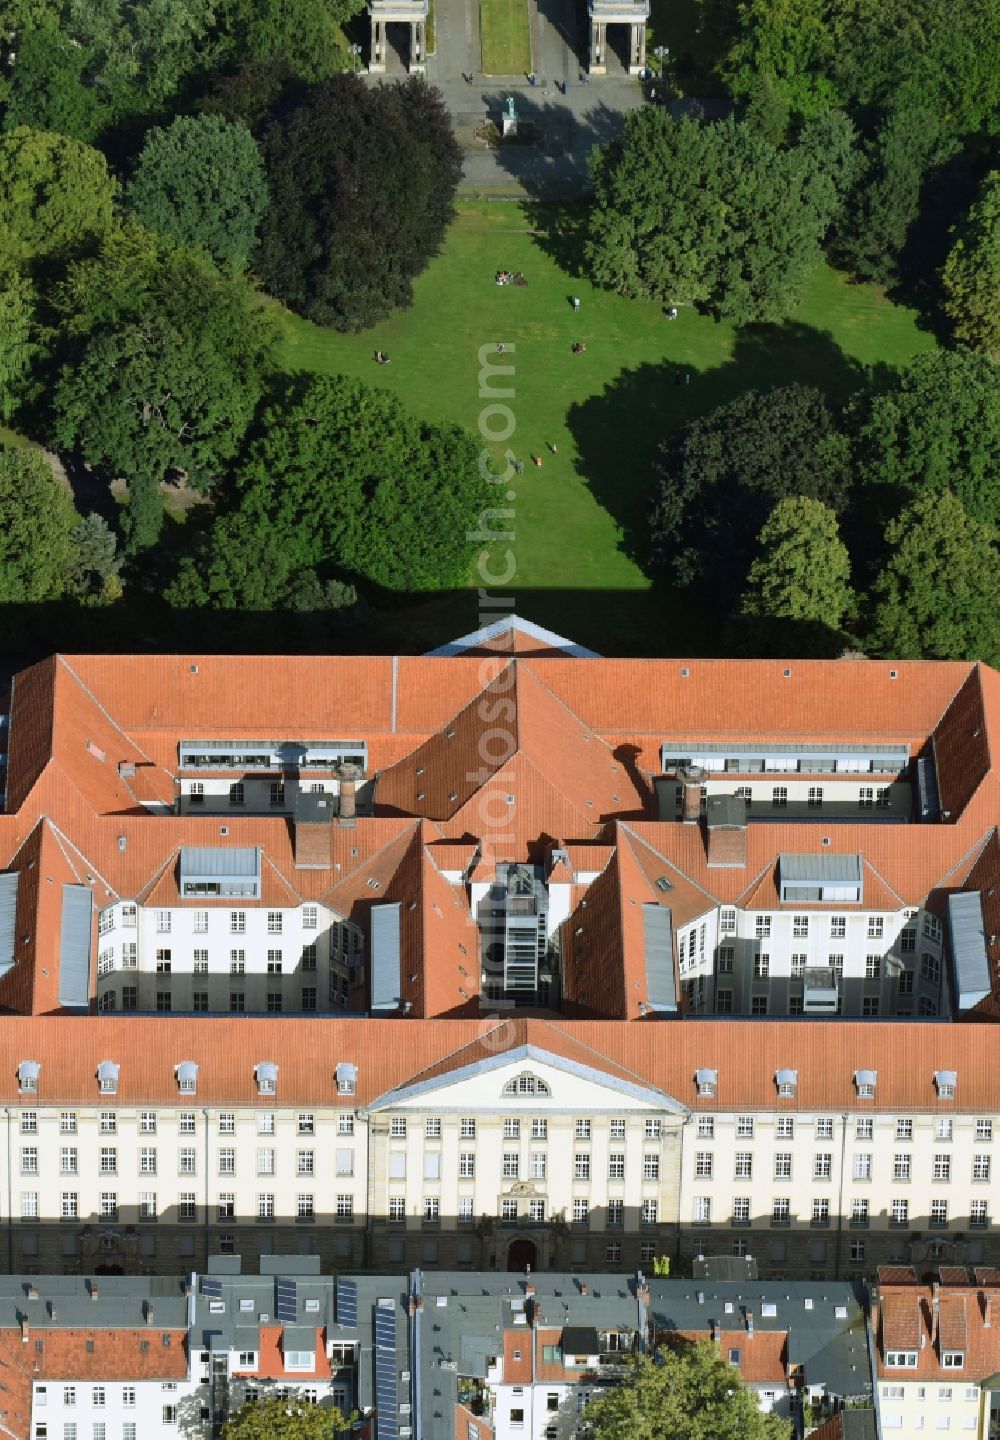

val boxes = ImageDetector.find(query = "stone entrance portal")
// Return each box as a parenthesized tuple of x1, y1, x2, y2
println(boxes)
(507, 1237, 538, 1271)
(368, 0, 429, 73)
(588, 0, 649, 74)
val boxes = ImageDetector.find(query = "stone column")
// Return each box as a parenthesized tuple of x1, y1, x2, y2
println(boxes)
(369, 13, 385, 72)
(589, 18, 607, 73)
(637, 19, 647, 69)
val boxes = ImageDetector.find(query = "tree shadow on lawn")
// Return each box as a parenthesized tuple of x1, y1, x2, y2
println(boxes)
(566, 318, 871, 570)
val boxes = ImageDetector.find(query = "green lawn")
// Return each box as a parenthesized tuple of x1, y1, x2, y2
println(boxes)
(479, 0, 532, 75)
(277, 199, 934, 646)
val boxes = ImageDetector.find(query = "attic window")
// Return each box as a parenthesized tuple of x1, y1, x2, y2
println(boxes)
(655, 877, 671, 893)
(775, 1069, 797, 1098)
(502, 1073, 550, 1097)
(336, 1062, 357, 1096)
(97, 1061, 119, 1095)
(889, 669, 898, 679)
(18, 1061, 40, 1094)
(854, 1069, 876, 1099)
(728, 1349, 741, 1365)
(935, 1070, 957, 1100)
(255, 1062, 278, 1096)
(783, 669, 792, 678)
(695, 1068, 717, 1098)
(680, 668, 690, 678)
(176, 1062, 198, 1095)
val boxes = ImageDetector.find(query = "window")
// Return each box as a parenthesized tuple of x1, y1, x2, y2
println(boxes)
(229, 951, 245, 974)
(812, 1199, 830, 1226)
(936, 1117, 954, 1141)
(266, 951, 282, 974)
(816, 1117, 834, 1139)
(697, 1116, 715, 1139)
(92, 1390, 105, 1409)
(179, 1148, 196, 1175)
(856, 1118, 874, 1140)
(574, 1153, 591, 1181)
(218, 1148, 235, 1175)
(533, 1118, 549, 1139)
(122, 986, 137, 1010)
(694, 1152, 712, 1179)
(100, 1147, 117, 1174)
(774, 1154, 792, 1180)
(641, 1199, 658, 1226)
(503, 1117, 521, 1140)
(921, 953, 941, 984)
(61, 1112, 78, 1134)
(933, 1154, 952, 1181)
(814, 1153, 832, 1180)
(771, 787, 787, 808)
(155, 949, 171, 973)
(610, 1151, 626, 1180)
(718, 946, 734, 973)
(942, 1353, 964, 1369)
(257, 1194, 274, 1220)
(336, 1194, 353, 1220)
(865, 955, 881, 979)
(267, 911, 282, 934)
(736, 1116, 754, 1138)
(852, 1198, 869, 1225)
(868, 916, 884, 939)
(850, 1240, 866, 1264)
(424, 1117, 441, 1138)
(885, 1351, 918, 1368)
(854, 1153, 872, 1180)
(734, 1153, 752, 1180)
(60, 1148, 78, 1175)
(503, 1152, 520, 1179)
(607, 1199, 623, 1226)
(338, 1115, 354, 1136)
(460, 1118, 476, 1139)
(530, 1152, 546, 1181)
(155, 912, 171, 934)
(21, 1192, 38, 1218)
(423, 1197, 439, 1222)
(643, 1153, 660, 1181)
(732, 1197, 750, 1225)
(297, 1150, 315, 1176)
(931, 1200, 948, 1227)
(459, 1152, 475, 1179)
(896, 1119, 913, 1141)
(755, 915, 772, 938)
(390, 1117, 407, 1138)
(139, 1148, 157, 1175)
(389, 1197, 405, 1221)
(720, 908, 736, 933)
(970, 1201, 989, 1227)
(772, 1198, 790, 1225)
(830, 916, 846, 938)
(891, 1199, 909, 1227)
(693, 1198, 711, 1223)
(139, 1193, 157, 1219)
(894, 1154, 911, 1181)
(808, 786, 823, 807)
(754, 953, 770, 979)
(140, 1111, 156, 1133)
(575, 1118, 592, 1140)
(21, 1148, 38, 1174)
(793, 915, 809, 938)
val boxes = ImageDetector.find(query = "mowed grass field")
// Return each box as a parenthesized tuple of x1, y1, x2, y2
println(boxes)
(479, 0, 532, 75)
(276, 200, 935, 644)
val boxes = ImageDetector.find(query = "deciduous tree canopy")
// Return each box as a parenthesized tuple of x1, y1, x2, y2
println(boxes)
(0, 443, 79, 602)
(256, 74, 462, 331)
(126, 114, 270, 271)
(942, 170, 1000, 358)
(583, 1343, 792, 1440)
(0, 127, 116, 266)
(223, 1396, 353, 1440)
(585, 112, 837, 323)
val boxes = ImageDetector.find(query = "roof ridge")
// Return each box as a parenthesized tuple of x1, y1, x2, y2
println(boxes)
(531, 1020, 668, 1090)
(616, 821, 721, 906)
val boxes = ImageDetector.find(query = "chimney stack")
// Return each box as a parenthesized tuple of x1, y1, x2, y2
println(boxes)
(90, 1283, 99, 1302)
(337, 763, 360, 828)
(705, 794, 748, 868)
(678, 766, 706, 825)
(983, 1292, 992, 1329)
(144, 1301, 155, 1325)
(580, 1283, 589, 1297)
(20, 1320, 28, 1344)
(931, 1284, 940, 1348)
(292, 790, 334, 869)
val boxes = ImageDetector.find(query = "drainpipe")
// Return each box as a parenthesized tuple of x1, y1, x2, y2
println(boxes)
(834, 1112, 849, 1280)
(4, 1109, 12, 1273)
(409, 1268, 423, 1440)
(636, 1271, 650, 1354)
(202, 1110, 210, 1270)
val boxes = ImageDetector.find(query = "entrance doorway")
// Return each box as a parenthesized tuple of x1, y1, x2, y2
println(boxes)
(507, 1237, 537, 1272)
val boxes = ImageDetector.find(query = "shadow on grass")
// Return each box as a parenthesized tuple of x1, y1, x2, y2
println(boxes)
(565, 319, 873, 569)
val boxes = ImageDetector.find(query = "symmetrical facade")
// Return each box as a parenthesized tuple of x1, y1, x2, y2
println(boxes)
(1, 623, 999, 1283)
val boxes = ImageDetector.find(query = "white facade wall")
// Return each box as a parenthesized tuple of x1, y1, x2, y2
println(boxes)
(878, 1377, 985, 1435)
(33, 1377, 203, 1440)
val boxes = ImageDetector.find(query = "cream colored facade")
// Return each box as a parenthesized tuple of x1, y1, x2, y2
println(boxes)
(4, 1045, 999, 1281)
(878, 1377, 989, 1436)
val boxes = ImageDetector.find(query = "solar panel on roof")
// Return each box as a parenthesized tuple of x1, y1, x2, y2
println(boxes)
(374, 1303, 397, 1440)
(336, 1278, 358, 1328)
(201, 1277, 223, 1298)
(276, 1278, 297, 1322)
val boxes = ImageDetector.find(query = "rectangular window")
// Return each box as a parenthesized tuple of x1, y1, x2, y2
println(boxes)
(736, 1116, 754, 1138)
(336, 1194, 353, 1220)
(609, 1151, 626, 1180)
(641, 1199, 658, 1226)
(854, 1153, 872, 1180)
(812, 1199, 830, 1225)
(574, 1153, 591, 1181)
(776, 1117, 794, 1139)
(754, 953, 770, 978)
(459, 1152, 475, 1179)
(734, 1153, 752, 1180)
(792, 915, 809, 938)
(856, 1118, 874, 1140)
(771, 787, 787, 808)
(504, 1118, 520, 1140)
(21, 1192, 38, 1218)
(530, 1152, 547, 1181)
(976, 1119, 993, 1141)
(179, 1148, 196, 1175)
(973, 1154, 992, 1182)
(867, 916, 884, 939)
(643, 1153, 660, 1181)
(774, 1154, 792, 1180)
(139, 1192, 157, 1219)
(896, 1119, 913, 1141)
(865, 955, 881, 979)
(970, 1200, 989, 1227)
(218, 1149, 236, 1175)
(645, 1119, 662, 1139)
(891, 1199, 909, 1226)
(931, 1200, 948, 1227)
(894, 1154, 911, 1181)
(693, 1197, 711, 1223)
(267, 912, 282, 934)
(61, 1112, 78, 1134)
(852, 1198, 869, 1225)
(61, 1193, 78, 1218)
(933, 1155, 952, 1182)
(816, 1118, 834, 1139)
(139, 1148, 157, 1175)
(460, 1118, 476, 1139)
(732, 1197, 750, 1224)
(99, 1148, 117, 1175)
(607, 1199, 623, 1226)
(60, 1148, 77, 1175)
(532, 1118, 548, 1140)
(697, 1116, 715, 1139)
(694, 1152, 712, 1179)
(390, 1117, 407, 1137)
(772, 1198, 790, 1224)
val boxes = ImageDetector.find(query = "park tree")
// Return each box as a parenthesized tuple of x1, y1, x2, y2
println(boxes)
(167, 375, 488, 607)
(867, 491, 1000, 665)
(0, 127, 116, 267)
(585, 113, 836, 323)
(44, 0, 217, 110)
(942, 170, 1000, 357)
(582, 1344, 791, 1440)
(0, 20, 109, 143)
(51, 241, 280, 544)
(0, 443, 79, 602)
(125, 115, 270, 271)
(256, 74, 462, 330)
(847, 349, 1000, 529)
(223, 1396, 354, 1440)
(213, 0, 362, 81)
(66, 512, 123, 603)
(0, 264, 50, 419)
(737, 496, 855, 653)
(649, 384, 850, 603)
(795, 109, 865, 234)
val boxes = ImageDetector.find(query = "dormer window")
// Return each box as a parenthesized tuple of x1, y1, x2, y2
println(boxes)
(854, 1069, 876, 1099)
(942, 1351, 965, 1369)
(335, 1062, 357, 1097)
(97, 1061, 119, 1095)
(175, 1062, 198, 1095)
(695, 1068, 717, 1098)
(501, 1074, 551, 1097)
(255, 1062, 277, 1096)
(775, 1069, 797, 1099)
(17, 1061, 40, 1094)
(935, 1070, 957, 1100)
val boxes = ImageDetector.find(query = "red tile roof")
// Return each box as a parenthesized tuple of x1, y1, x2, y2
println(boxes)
(36, 1330, 189, 1380)
(876, 1284, 1000, 1381)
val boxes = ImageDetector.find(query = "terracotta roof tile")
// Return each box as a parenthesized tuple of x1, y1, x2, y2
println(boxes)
(37, 1330, 188, 1380)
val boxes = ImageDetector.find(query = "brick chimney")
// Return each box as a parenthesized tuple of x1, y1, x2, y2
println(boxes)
(293, 790, 334, 869)
(580, 1283, 589, 1297)
(20, 1320, 28, 1344)
(706, 794, 747, 868)
(983, 1291, 992, 1329)
(678, 766, 705, 825)
(931, 1284, 940, 1349)
(337, 763, 360, 828)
